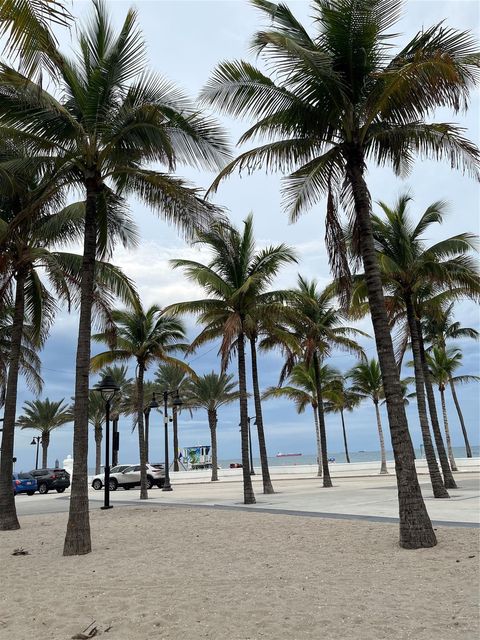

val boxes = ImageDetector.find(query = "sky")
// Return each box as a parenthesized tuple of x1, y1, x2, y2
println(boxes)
(9, 0, 480, 471)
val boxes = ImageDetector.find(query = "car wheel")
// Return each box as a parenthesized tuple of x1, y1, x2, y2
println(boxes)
(27, 491, 35, 496)
(92, 479, 102, 490)
(56, 488, 66, 493)
(157, 479, 165, 488)
(109, 478, 118, 491)
(38, 483, 48, 494)
(123, 485, 130, 490)
(146, 476, 154, 490)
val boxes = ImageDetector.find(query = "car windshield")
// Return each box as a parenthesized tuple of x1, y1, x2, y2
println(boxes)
(18, 473, 33, 479)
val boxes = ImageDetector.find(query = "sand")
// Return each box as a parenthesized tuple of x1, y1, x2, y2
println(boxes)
(0, 506, 478, 640)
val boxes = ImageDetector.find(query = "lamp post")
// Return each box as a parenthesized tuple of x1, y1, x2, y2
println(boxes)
(30, 436, 41, 470)
(145, 393, 159, 464)
(94, 375, 120, 510)
(162, 390, 183, 491)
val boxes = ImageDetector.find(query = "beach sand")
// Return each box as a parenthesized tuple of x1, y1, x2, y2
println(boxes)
(0, 506, 478, 640)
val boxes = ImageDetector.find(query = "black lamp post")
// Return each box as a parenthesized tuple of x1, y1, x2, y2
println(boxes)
(162, 389, 183, 491)
(30, 436, 41, 470)
(94, 375, 120, 510)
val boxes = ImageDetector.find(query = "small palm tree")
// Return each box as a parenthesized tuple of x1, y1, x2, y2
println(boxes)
(264, 276, 365, 487)
(423, 303, 479, 457)
(184, 372, 240, 481)
(91, 304, 190, 499)
(348, 360, 389, 474)
(169, 215, 296, 502)
(154, 363, 192, 472)
(17, 398, 71, 468)
(323, 377, 362, 464)
(426, 347, 479, 471)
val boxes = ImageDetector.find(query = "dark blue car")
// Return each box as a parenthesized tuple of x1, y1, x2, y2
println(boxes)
(13, 472, 37, 496)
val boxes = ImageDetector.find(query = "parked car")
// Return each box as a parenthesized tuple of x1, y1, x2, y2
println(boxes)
(109, 463, 165, 490)
(13, 472, 37, 496)
(29, 468, 70, 494)
(91, 465, 133, 490)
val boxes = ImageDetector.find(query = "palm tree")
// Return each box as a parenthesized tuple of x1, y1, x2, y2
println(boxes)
(0, 306, 43, 409)
(86, 392, 106, 475)
(423, 303, 479, 457)
(200, 0, 480, 549)
(120, 379, 162, 463)
(168, 216, 296, 502)
(323, 376, 362, 464)
(154, 363, 192, 472)
(348, 360, 389, 475)
(0, 0, 229, 554)
(369, 195, 478, 495)
(91, 304, 190, 500)
(184, 372, 240, 481)
(263, 361, 338, 477)
(0, 147, 137, 532)
(16, 398, 71, 468)
(264, 276, 365, 487)
(98, 365, 132, 466)
(426, 347, 479, 471)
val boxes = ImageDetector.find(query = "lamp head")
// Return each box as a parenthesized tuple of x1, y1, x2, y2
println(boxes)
(30, 438, 36, 446)
(149, 392, 159, 410)
(172, 390, 183, 408)
(95, 375, 120, 402)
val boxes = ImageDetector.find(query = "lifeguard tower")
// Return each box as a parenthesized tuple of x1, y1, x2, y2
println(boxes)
(182, 445, 212, 470)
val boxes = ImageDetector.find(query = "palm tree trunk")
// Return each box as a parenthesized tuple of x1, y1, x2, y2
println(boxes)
(112, 417, 119, 466)
(405, 295, 449, 498)
(449, 377, 472, 458)
(0, 271, 26, 531)
(340, 409, 351, 464)
(417, 321, 457, 488)
(313, 351, 332, 487)
(208, 409, 218, 482)
(374, 401, 388, 474)
(312, 403, 322, 477)
(41, 431, 49, 469)
(94, 424, 102, 475)
(346, 151, 436, 548)
(238, 329, 255, 504)
(250, 337, 274, 494)
(144, 410, 149, 463)
(440, 386, 457, 471)
(63, 179, 98, 556)
(173, 406, 179, 472)
(136, 362, 148, 499)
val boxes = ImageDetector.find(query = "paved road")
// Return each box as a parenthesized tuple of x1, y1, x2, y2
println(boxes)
(14, 472, 479, 526)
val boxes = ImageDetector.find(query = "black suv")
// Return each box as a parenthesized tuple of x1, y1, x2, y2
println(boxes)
(29, 468, 70, 494)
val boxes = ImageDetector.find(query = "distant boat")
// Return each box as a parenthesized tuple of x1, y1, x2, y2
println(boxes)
(276, 452, 302, 457)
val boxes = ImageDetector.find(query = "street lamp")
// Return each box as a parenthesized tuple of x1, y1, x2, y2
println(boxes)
(30, 436, 41, 470)
(162, 390, 183, 491)
(94, 375, 120, 510)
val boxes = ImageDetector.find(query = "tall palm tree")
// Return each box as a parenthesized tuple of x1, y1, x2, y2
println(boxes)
(348, 360, 389, 475)
(168, 216, 296, 502)
(90, 304, 190, 500)
(98, 365, 132, 466)
(86, 392, 106, 475)
(0, 148, 137, 532)
(184, 372, 240, 481)
(201, 0, 480, 549)
(0, 0, 230, 554)
(16, 398, 71, 468)
(369, 195, 478, 495)
(323, 376, 362, 464)
(426, 347, 479, 471)
(423, 303, 479, 457)
(264, 276, 365, 487)
(154, 363, 192, 472)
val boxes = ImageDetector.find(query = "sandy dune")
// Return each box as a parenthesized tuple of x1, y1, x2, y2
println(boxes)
(0, 506, 478, 640)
